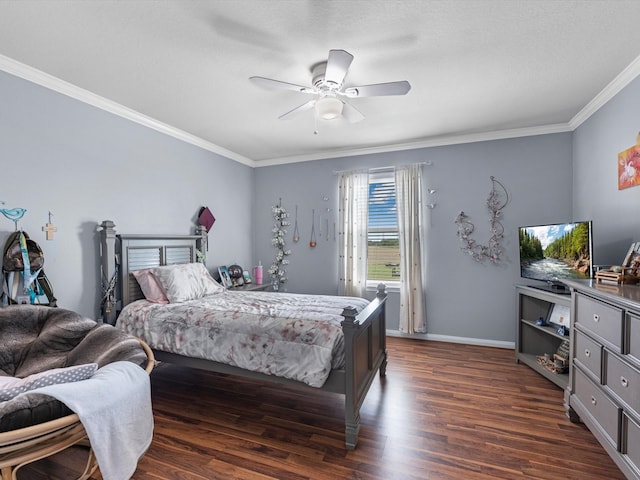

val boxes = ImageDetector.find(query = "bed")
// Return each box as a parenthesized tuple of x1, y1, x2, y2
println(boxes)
(98, 220, 388, 449)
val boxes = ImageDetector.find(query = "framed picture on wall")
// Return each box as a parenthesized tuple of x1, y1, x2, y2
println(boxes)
(618, 142, 640, 190)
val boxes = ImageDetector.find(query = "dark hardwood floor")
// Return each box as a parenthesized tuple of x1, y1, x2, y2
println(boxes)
(21, 337, 625, 479)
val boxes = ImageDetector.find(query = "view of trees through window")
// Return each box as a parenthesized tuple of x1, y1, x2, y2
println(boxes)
(368, 175, 400, 281)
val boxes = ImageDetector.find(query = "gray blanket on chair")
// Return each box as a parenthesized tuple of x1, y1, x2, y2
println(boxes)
(0, 305, 147, 431)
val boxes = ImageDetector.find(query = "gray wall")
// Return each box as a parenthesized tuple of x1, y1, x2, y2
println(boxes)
(254, 133, 573, 345)
(573, 75, 640, 263)
(0, 70, 254, 319)
(5, 61, 636, 347)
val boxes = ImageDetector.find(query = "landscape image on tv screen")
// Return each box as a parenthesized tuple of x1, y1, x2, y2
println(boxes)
(519, 221, 592, 282)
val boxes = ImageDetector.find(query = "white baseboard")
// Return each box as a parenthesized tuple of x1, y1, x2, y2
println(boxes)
(386, 330, 514, 349)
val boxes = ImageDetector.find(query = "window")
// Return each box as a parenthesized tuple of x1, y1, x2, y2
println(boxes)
(367, 170, 400, 282)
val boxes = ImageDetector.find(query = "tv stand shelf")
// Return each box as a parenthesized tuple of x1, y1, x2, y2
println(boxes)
(515, 285, 571, 389)
(521, 318, 568, 340)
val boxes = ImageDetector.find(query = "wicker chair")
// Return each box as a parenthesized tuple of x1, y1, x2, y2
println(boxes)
(0, 306, 155, 480)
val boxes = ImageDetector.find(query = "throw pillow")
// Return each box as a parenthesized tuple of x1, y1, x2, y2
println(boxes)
(0, 363, 98, 402)
(152, 262, 225, 303)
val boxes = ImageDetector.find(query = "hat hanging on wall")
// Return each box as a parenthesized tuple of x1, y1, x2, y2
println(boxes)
(198, 206, 216, 232)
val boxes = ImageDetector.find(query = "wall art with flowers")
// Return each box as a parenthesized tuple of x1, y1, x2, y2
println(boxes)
(268, 200, 291, 291)
(618, 134, 640, 190)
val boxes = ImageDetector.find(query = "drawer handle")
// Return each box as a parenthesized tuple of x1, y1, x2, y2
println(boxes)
(621, 376, 629, 388)
(593, 314, 600, 323)
(584, 349, 591, 357)
(591, 396, 597, 406)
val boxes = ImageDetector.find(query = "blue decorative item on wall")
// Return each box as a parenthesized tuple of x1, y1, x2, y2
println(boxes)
(0, 201, 27, 231)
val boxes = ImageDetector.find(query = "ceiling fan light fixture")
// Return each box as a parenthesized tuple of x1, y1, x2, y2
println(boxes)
(251, 49, 410, 123)
(315, 96, 343, 120)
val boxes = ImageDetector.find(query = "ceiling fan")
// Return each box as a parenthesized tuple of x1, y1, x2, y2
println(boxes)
(249, 49, 411, 123)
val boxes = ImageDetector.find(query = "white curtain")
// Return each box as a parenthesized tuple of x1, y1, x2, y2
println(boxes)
(338, 170, 369, 297)
(395, 164, 426, 333)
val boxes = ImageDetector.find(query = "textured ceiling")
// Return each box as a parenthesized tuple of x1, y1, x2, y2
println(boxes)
(2, 0, 640, 166)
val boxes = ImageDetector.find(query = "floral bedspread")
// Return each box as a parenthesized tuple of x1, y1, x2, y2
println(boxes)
(116, 290, 370, 388)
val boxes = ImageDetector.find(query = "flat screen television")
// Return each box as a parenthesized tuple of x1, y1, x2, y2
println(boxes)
(518, 220, 593, 293)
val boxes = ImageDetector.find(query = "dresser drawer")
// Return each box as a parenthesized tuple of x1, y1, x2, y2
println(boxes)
(574, 366, 620, 448)
(575, 293, 623, 351)
(628, 312, 640, 365)
(574, 330, 602, 381)
(605, 351, 640, 414)
(622, 412, 640, 476)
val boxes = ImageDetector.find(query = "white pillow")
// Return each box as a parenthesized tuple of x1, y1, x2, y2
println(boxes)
(0, 363, 98, 402)
(152, 262, 225, 303)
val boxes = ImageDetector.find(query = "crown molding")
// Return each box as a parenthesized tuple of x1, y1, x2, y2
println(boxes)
(0, 54, 254, 167)
(570, 53, 640, 129)
(254, 123, 573, 167)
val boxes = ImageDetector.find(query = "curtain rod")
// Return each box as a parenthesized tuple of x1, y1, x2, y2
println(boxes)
(332, 161, 432, 176)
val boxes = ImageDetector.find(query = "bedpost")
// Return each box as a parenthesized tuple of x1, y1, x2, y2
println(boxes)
(341, 305, 361, 450)
(99, 220, 117, 325)
(195, 225, 207, 262)
(377, 283, 388, 377)
(340, 284, 388, 449)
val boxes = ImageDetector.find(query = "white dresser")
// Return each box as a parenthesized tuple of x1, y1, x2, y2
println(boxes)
(563, 279, 640, 480)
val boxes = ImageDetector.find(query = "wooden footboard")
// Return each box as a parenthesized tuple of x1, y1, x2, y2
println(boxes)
(340, 283, 387, 449)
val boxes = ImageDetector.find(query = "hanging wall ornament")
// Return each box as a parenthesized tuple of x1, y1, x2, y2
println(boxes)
(292, 205, 300, 242)
(0, 201, 27, 231)
(325, 209, 330, 241)
(42, 211, 58, 240)
(310, 209, 317, 248)
(455, 176, 509, 264)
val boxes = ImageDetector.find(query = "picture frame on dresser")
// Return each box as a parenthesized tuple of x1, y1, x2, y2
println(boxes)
(218, 266, 232, 288)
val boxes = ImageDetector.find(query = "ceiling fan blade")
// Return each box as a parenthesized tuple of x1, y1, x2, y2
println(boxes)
(342, 80, 411, 98)
(250, 76, 315, 94)
(324, 49, 354, 87)
(278, 100, 316, 120)
(341, 100, 365, 123)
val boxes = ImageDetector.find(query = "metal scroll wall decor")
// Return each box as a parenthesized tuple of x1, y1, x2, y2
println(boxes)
(455, 176, 509, 264)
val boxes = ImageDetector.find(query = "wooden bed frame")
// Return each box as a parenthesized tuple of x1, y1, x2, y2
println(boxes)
(98, 220, 388, 449)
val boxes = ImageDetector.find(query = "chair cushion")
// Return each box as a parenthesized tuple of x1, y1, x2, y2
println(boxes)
(0, 305, 148, 432)
(0, 392, 73, 432)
